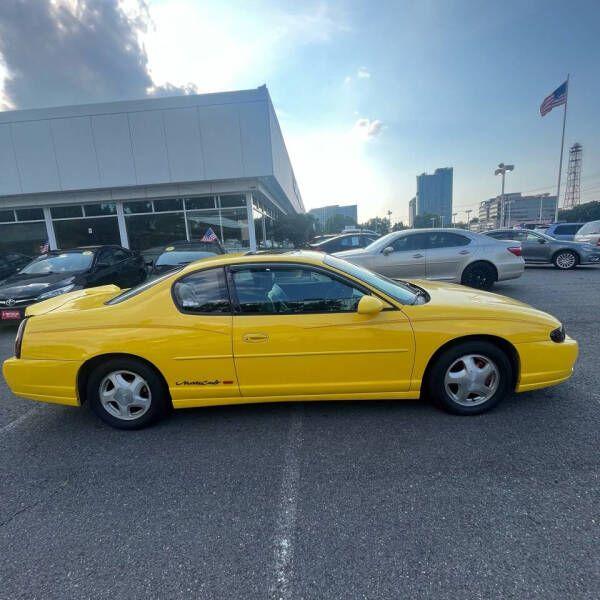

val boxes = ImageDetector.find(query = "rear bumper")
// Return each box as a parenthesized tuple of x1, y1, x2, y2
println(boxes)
(2, 357, 80, 406)
(496, 260, 525, 282)
(515, 336, 578, 392)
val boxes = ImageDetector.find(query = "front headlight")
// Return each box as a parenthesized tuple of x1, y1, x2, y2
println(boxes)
(36, 284, 77, 301)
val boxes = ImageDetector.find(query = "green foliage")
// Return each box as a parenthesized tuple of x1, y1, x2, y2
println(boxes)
(359, 217, 391, 235)
(391, 221, 407, 232)
(272, 213, 316, 248)
(558, 201, 600, 223)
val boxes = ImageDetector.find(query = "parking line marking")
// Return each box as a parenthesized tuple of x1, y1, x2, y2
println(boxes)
(0, 406, 41, 434)
(269, 404, 304, 600)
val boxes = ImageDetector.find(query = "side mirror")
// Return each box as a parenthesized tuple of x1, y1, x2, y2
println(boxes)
(382, 246, 394, 256)
(538, 238, 546, 244)
(145, 258, 154, 267)
(357, 295, 384, 316)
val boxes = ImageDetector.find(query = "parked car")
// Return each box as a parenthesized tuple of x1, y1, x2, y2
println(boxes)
(3, 251, 577, 429)
(334, 228, 524, 290)
(0, 251, 31, 281)
(484, 229, 600, 269)
(542, 222, 585, 240)
(574, 219, 600, 247)
(0, 246, 146, 321)
(146, 241, 225, 275)
(309, 232, 379, 253)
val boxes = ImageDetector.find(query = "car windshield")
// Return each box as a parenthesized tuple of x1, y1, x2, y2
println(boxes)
(156, 250, 218, 266)
(578, 221, 600, 235)
(106, 268, 183, 305)
(20, 251, 94, 274)
(364, 231, 397, 250)
(324, 255, 419, 305)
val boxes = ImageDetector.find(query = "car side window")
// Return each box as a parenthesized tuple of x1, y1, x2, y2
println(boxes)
(340, 236, 360, 247)
(173, 267, 231, 314)
(113, 249, 130, 262)
(96, 249, 115, 268)
(390, 235, 415, 252)
(231, 265, 366, 314)
(525, 232, 543, 241)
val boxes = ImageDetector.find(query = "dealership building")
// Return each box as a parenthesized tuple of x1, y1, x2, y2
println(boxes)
(0, 85, 303, 256)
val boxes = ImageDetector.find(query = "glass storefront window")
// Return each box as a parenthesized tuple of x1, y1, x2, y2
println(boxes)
(219, 194, 245, 208)
(16, 208, 44, 221)
(53, 217, 121, 249)
(84, 203, 116, 216)
(0, 210, 15, 223)
(185, 197, 215, 210)
(123, 200, 153, 214)
(187, 208, 249, 251)
(0, 222, 48, 256)
(51, 205, 83, 219)
(154, 198, 183, 212)
(126, 213, 187, 251)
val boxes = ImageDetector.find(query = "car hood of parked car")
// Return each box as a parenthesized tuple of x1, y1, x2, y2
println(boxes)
(0, 272, 81, 299)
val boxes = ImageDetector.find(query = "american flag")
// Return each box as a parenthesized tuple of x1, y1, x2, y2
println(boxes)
(39, 240, 49, 254)
(540, 80, 568, 117)
(201, 227, 218, 242)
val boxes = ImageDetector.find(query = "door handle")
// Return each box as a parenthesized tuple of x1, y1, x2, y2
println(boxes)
(243, 333, 268, 343)
(412, 253, 424, 258)
(459, 250, 470, 255)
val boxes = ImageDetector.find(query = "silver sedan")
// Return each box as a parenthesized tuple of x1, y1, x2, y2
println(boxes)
(484, 228, 600, 269)
(334, 228, 524, 289)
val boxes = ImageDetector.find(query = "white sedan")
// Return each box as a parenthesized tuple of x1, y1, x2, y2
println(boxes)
(334, 228, 524, 289)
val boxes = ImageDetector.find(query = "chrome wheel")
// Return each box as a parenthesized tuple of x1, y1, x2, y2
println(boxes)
(444, 354, 500, 407)
(99, 370, 152, 421)
(555, 251, 576, 269)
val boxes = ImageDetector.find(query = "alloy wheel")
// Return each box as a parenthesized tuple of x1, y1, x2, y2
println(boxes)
(555, 252, 576, 269)
(99, 370, 152, 421)
(444, 354, 500, 406)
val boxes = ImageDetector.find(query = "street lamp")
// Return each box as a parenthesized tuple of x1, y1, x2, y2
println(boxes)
(465, 209, 472, 231)
(494, 163, 514, 227)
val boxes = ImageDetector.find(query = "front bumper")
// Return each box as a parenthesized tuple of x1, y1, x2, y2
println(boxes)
(3, 357, 80, 406)
(515, 336, 578, 392)
(579, 251, 600, 265)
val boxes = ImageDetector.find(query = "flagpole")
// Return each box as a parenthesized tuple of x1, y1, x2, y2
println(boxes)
(554, 74, 569, 222)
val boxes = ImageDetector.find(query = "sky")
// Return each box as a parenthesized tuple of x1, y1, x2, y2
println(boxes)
(0, 0, 599, 224)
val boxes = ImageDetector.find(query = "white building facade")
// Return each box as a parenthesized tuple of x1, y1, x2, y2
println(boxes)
(0, 86, 303, 255)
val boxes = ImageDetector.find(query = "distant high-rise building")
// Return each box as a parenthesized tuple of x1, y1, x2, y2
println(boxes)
(477, 193, 557, 230)
(408, 197, 416, 227)
(415, 167, 453, 225)
(308, 204, 358, 230)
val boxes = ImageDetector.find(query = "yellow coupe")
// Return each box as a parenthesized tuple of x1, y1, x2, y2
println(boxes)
(3, 251, 577, 429)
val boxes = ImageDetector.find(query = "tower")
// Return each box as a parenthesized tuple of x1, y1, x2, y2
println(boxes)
(563, 143, 582, 209)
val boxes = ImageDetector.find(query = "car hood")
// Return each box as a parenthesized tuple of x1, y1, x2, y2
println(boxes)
(0, 273, 80, 299)
(25, 285, 121, 317)
(333, 248, 370, 258)
(407, 279, 560, 328)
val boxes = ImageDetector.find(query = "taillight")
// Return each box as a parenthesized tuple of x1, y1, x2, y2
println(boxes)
(15, 317, 28, 359)
(507, 246, 522, 256)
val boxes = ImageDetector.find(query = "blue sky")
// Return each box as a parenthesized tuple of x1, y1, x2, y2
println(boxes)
(2, 0, 599, 223)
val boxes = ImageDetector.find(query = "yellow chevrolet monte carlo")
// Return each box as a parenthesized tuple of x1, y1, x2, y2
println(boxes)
(3, 251, 577, 429)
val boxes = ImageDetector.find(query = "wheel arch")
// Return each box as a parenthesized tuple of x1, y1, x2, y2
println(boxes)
(460, 259, 499, 283)
(77, 353, 172, 406)
(552, 248, 580, 265)
(420, 334, 520, 397)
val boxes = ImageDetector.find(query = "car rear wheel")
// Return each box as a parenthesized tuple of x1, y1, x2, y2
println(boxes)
(87, 358, 169, 429)
(461, 262, 497, 290)
(553, 250, 578, 270)
(426, 341, 512, 415)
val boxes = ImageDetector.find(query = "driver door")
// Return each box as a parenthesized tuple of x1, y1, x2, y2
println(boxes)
(369, 233, 427, 279)
(522, 231, 552, 261)
(230, 263, 414, 398)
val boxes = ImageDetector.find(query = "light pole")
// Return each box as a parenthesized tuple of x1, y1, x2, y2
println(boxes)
(465, 209, 472, 231)
(494, 163, 514, 228)
(452, 212, 457, 227)
(430, 216, 436, 227)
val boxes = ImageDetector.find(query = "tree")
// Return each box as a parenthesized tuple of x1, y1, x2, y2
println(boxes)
(391, 221, 407, 232)
(272, 213, 316, 248)
(558, 201, 600, 223)
(359, 217, 391, 235)
(413, 213, 440, 228)
(324, 213, 356, 233)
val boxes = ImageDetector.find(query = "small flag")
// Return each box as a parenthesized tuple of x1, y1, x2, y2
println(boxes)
(201, 227, 218, 242)
(540, 80, 568, 117)
(39, 240, 49, 254)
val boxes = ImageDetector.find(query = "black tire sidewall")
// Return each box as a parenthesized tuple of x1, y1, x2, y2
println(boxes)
(462, 262, 496, 290)
(427, 341, 512, 415)
(87, 358, 169, 429)
(553, 250, 578, 270)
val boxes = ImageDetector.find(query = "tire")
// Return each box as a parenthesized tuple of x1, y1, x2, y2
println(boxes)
(461, 262, 497, 290)
(426, 341, 512, 415)
(552, 250, 578, 270)
(87, 357, 170, 429)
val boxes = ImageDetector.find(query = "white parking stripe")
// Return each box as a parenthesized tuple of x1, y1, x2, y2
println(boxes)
(0, 406, 41, 434)
(269, 404, 304, 600)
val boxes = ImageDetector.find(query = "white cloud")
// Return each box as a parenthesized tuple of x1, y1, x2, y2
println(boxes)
(357, 66, 371, 79)
(352, 118, 384, 140)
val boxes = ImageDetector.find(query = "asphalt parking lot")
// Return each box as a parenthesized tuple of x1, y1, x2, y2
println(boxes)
(0, 266, 598, 600)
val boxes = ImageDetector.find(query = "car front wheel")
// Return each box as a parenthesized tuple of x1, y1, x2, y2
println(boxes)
(426, 341, 513, 415)
(87, 358, 169, 429)
(553, 250, 578, 270)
